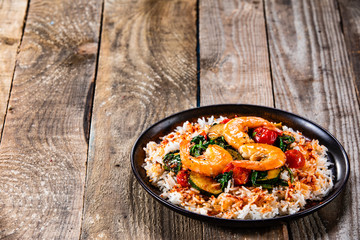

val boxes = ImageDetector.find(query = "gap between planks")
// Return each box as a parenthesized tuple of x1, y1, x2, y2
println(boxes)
(79, 0, 106, 239)
(0, 0, 30, 143)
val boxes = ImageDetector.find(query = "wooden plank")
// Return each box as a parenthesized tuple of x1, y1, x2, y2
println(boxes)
(80, 0, 199, 239)
(0, 0, 28, 136)
(199, 0, 287, 239)
(265, 0, 360, 239)
(338, 0, 360, 102)
(200, 0, 273, 106)
(0, 0, 102, 239)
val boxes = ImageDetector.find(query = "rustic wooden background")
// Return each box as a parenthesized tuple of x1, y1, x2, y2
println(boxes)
(0, 0, 359, 239)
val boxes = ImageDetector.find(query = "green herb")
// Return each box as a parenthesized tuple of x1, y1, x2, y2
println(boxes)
(284, 165, 294, 183)
(213, 136, 231, 149)
(278, 179, 289, 186)
(189, 135, 232, 157)
(190, 135, 206, 144)
(163, 150, 181, 173)
(215, 171, 233, 190)
(251, 171, 258, 186)
(277, 134, 295, 152)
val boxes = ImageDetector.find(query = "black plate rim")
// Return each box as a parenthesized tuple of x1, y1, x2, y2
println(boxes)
(130, 104, 350, 227)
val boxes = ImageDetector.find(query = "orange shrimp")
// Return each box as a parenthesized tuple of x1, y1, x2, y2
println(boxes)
(179, 137, 233, 177)
(223, 117, 282, 150)
(232, 143, 286, 171)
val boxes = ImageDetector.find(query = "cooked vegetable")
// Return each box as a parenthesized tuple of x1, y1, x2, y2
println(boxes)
(189, 135, 232, 157)
(226, 148, 243, 160)
(177, 170, 190, 187)
(215, 171, 233, 190)
(256, 168, 281, 182)
(222, 162, 251, 186)
(189, 172, 223, 196)
(276, 134, 295, 152)
(252, 127, 279, 145)
(163, 150, 181, 173)
(213, 136, 231, 149)
(219, 118, 231, 124)
(207, 123, 225, 140)
(285, 149, 305, 168)
(251, 168, 288, 189)
(190, 135, 208, 157)
(250, 171, 273, 189)
(284, 165, 294, 183)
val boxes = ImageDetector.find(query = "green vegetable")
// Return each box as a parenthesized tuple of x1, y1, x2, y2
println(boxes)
(190, 135, 207, 157)
(191, 135, 206, 144)
(189, 172, 222, 196)
(207, 123, 224, 140)
(257, 169, 281, 182)
(189, 135, 233, 157)
(284, 165, 294, 183)
(226, 148, 243, 160)
(163, 150, 181, 173)
(250, 169, 289, 189)
(215, 171, 233, 191)
(277, 134, 295, 152)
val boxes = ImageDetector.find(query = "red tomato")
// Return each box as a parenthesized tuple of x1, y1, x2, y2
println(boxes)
(285, 149, 305, 168)
(220, 118, 231, 124)
(177, 170, 190, 187)
(200, 131, 208, 140)
(222, 162, 251, 186)
(253, 127, 279, 145)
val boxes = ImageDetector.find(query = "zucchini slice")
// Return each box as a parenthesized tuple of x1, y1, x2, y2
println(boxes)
(257, 168, 281, 182)
(226, 148, 243, 160)
(189, 172, 222, 196)
(207, 123, 225, 140)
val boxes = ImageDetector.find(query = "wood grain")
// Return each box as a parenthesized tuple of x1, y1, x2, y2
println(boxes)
(338, 0, 360, 102)
(0, 0, 102, 238)
(0, 0, 28, 136)
(200, 0, 273, 106)
(199, 0, 287, 239)
(265, 0, 360, 239)
(80, 0, 199, 239)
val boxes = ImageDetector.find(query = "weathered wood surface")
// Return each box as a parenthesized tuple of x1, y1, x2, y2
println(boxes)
(0, 0, 358, 239)
(199, 0, 287, 238)
(200, 0, 273, 106)
(265, 0, 360, 239)
(0, 0, 28, 136)
(80, 0, 198, 239)
(0, 0, 102, 239)
(338, 0, 360, 102)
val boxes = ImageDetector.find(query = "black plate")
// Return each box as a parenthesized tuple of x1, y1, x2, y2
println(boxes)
(131, 104, 349, 227)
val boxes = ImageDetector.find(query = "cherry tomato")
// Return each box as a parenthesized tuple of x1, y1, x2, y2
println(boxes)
(253, 127, 279, 145)
(285, 149, 305, 168)
(220, 118, 231, 124)
(176, 170, 190, 187)
(222, 162, 251, 186)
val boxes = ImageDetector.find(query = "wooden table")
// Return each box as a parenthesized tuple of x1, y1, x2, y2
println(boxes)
(0, 0, 359, 239)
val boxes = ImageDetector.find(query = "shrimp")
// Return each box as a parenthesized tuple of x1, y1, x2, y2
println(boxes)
(223, 117, 282, 150)
(232, 143, 286, 171)
(179, 137, 233, 177)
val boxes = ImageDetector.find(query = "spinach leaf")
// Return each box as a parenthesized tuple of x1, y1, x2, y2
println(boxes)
(191, 135, 206, 144)
(213, 136, 231, 149)
(190, 140, 207, 157)
(163, 150, 181, 173)
(189, 135, 228, 157)
(276, 134, 295, 152)
(215, 171, 233, 190)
